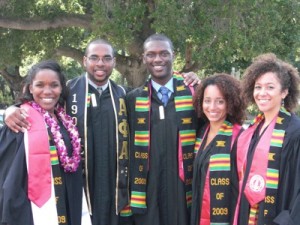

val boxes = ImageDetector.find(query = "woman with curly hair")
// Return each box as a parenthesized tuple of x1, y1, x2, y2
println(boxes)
(191, 73, 246, 225)
(231, 53, 300, 224)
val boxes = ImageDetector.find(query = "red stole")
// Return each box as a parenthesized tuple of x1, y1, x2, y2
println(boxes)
(21, 103, 51, 207)
(233, 114, 277, 224)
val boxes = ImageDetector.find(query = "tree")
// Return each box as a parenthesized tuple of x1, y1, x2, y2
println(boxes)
(1, 0, 300, 102)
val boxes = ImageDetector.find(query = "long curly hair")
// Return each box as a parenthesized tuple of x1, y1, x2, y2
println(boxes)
(193, 73, 246, 125)
(242, 53, 300, 112)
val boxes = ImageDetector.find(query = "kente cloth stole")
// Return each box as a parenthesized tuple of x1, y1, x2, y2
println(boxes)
(130, 73, 196, 214)
(233, 108, 290, 225)
(194, 121, 241, 225)
(66, 75, 129, 215)
(49, 141, 68, 224)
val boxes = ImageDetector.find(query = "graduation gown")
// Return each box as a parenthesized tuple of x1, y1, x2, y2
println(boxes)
(127, 79, 197, 225)
(231, 114, 300, 224)
(66, 74, 130, 225)
(86, 86, 125, 225)
(191, 121, 241, 225)
(0, 123, 83, 225)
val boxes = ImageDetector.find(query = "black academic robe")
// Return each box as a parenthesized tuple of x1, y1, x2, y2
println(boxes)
(86, 86, 126, 225)
(191, 126, 213, 225)
(127, 84, 197, 225)
(231, 114, 300, 225)
(66, 75, 131, 225)
(191, 122, 241, 225)
(0, 124, 83, 225)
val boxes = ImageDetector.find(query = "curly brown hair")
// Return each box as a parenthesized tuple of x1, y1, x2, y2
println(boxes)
(242, 53, 300, 112)
(193, 73, 246, 125)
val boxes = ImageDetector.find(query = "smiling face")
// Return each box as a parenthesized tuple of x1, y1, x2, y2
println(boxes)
(83, 43, 116, 86)
(29, 69, 62, 114)
(253, 72, 288, 118)
(143, 40, 174, 85)
(203, 85, 227, 127)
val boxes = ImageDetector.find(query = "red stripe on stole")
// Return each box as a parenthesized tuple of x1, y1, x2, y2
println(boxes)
(209, 160, 230, 165)
(136, 102, 149, 106)
(181, 135, 195, 140)
(186, 195, 192, 201)
(271, 136, 284, 141)
(131, 197, 145, 202)
(266, 176, 278, 182)
(200, 168, 211, 225)
(135, 136, 148, 140)
(176, 101, 192, 105)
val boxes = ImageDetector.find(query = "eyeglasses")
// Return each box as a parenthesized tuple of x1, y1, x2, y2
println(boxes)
(144, 51, 171, 60)
(87, 55, 113, 64)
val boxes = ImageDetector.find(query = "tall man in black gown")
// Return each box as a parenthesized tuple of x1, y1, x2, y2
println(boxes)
(127, 34, 198, 225)
(65, 39, 131, 225)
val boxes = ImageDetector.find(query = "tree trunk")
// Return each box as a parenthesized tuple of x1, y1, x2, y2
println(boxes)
(116, 55, 148, 88)
(0, 67, 24, 99)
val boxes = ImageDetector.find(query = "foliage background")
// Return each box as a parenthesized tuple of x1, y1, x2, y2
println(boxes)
(1, 0, 300, 116)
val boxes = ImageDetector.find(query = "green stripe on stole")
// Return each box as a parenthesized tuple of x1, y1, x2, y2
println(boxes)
(195, 120, 235, 224)
(194, 137, 202, 154)
(130, 73, 196, 213)
(50, 145, 59, 165)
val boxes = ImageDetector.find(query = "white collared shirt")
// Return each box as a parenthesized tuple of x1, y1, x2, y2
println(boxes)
(88, 79, 109, 92)
(151, 78, 174, 99)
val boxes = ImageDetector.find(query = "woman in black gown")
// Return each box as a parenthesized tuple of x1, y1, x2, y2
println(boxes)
(0, 60, 91, 225)
(231, 53, 300, 225)
(191, 73, 246, 225)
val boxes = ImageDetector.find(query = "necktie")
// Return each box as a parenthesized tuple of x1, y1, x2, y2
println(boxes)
(97, 87, 103, 96)
(159, 86, 169, 107)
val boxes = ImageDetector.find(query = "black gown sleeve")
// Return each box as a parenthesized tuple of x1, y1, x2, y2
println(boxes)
(0, 126, 33, 225)
(274, 116, 300, 225)
(230, 139, 239, 223)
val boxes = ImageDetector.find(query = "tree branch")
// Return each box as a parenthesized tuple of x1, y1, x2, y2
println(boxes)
(0, 14, 93, 30)
(54, 46, 84, 66)
(181, 61, 203, 73)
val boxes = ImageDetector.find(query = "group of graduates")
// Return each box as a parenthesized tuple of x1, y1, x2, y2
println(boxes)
(0, 33, 300, 225)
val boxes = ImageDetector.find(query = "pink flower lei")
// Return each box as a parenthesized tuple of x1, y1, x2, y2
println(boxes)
(28, 101, 81, 172)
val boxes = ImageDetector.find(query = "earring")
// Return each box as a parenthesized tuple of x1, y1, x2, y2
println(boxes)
(281, 98, 285, 107)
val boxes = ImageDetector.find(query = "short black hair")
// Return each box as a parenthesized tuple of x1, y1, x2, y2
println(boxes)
(85, 38, 115, 57)
(143, 33, 174, 52)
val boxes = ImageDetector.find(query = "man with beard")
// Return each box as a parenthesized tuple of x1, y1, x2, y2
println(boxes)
(126, 34, 198, 225)
(65, 39, 131, 225)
